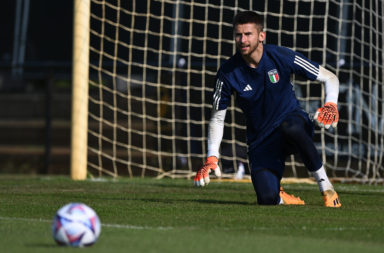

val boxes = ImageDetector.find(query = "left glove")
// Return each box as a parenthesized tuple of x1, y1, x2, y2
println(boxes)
(314, 102, 339, 129)
(194, 156, 222, 187)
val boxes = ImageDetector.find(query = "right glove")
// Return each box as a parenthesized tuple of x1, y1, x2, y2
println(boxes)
(194, 156, 222, 187)
(314, 102, 339, 129)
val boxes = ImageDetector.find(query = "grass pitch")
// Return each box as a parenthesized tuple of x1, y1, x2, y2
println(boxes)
(0, 175, 383, 253)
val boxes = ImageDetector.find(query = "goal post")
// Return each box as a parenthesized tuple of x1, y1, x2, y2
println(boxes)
(71, 0, 91, 180)
(73, 0, 384, 183)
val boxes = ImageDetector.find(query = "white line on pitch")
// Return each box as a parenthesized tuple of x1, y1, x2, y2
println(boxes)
(101, 223, 173, 230)
(0, 216, 173, 230)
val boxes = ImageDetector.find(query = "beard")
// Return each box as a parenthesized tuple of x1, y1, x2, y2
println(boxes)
(237, 41, 259, 57)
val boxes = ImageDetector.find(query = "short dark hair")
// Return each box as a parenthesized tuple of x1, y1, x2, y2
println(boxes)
(233, 11, 264, 30)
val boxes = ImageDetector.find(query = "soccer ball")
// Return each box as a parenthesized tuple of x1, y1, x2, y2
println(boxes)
(52, 203, 101, 247)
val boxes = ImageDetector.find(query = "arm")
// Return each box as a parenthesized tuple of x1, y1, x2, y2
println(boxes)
(207, 108, 227, 158)
(314, 66, 340, 129)
(194, 108, 226, 187)
(283, 47, 339, 129)
(316, 66, 339, 104)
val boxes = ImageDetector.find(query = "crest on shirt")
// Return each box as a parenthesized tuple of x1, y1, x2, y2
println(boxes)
(268, 69, 280, 83)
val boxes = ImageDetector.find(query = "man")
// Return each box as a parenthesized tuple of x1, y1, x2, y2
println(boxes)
(194, 11, 341, 207)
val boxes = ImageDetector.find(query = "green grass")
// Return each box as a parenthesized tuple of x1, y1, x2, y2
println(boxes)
(0, 175, 384, 253)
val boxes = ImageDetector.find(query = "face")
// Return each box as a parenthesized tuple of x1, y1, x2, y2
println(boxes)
(234, 23, 265, 57)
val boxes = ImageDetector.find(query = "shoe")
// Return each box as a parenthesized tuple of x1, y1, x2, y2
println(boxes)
(323, 190, 341, 208)
(279, 187, 305, 205)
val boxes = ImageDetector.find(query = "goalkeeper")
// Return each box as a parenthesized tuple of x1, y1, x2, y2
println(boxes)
(194, 11, 341, 207)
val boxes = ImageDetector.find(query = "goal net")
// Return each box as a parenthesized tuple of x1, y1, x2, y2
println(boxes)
(81, 0, 384, 183)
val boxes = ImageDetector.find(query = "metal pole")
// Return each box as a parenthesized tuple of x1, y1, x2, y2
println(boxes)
(12, 0, 22, 79)
(17, 0, 30, 78)
(43, 75, 53, 174)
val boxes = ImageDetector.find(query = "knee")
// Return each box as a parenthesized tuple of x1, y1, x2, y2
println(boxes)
(257, 190, 280, 205)
(250, 168, 281, 205)
(281, 119, 302, 138)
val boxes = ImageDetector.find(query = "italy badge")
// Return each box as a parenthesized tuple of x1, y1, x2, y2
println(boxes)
(268, 69, 280, 83)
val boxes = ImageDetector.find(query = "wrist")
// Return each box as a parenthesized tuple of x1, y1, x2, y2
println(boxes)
(206, 156, 218, 164)
(324, 102, 337, 107)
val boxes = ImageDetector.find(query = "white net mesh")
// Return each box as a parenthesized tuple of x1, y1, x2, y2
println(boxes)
(87, 0, 384, 183)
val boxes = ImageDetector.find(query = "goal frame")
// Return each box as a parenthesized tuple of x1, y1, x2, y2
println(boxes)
(71, 0, 384, 183)
(71, 0, 90, 180)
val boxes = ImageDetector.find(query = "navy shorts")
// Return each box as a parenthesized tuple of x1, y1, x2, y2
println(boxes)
(248, 110, 316, 179)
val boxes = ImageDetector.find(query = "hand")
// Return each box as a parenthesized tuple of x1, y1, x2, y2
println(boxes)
(314, 102, 339, 129)
(194, 156, 222, 187)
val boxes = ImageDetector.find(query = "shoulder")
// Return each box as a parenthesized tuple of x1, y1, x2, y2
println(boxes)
(265, 45, 320, 78)
(264, 44, 295, 58)
(218, 52, 243, 75)
(264, 44, 309, 69)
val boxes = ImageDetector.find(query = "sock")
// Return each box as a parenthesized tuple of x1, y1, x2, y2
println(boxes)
(311, 166, 334, 193)
(279, 197, 284, 205)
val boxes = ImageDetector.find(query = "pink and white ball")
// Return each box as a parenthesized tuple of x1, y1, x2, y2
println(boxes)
(52, 203, 101, 247)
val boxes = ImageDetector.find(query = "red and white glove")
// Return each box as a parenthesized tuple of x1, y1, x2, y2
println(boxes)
(194, 156, 222, 187)
(314, 102, 339, 129)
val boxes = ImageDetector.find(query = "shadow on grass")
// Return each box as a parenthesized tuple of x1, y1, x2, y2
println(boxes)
(24, 243, 58, 248)
(94, 194, 256, 206)
(131, 197, 256, 206)
(192, 198, 255, 206)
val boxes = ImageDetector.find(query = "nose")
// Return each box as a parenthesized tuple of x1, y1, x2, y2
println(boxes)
(240, 34, 246, 43)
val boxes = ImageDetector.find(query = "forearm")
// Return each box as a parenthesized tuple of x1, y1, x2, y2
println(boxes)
(316, 66, 339, 104)
(207, 108, 226, 158)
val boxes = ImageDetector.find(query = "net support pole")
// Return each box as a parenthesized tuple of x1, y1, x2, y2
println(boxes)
(70, 0, 90, 180)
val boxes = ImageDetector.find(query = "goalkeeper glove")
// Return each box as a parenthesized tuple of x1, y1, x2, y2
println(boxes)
(194, 156, 222, 187)
(314, 102, 339, 129)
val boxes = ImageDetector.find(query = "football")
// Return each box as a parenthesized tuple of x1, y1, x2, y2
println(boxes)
(52, 203, 101, 247)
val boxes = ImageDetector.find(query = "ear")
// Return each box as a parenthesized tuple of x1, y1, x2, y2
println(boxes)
(258, 30, 266, 42)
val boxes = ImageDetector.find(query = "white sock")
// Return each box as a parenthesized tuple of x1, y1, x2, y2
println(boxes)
(311, 166, 334, 193)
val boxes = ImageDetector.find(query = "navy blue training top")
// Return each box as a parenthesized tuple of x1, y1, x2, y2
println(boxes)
(213, 44, 320, 150)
